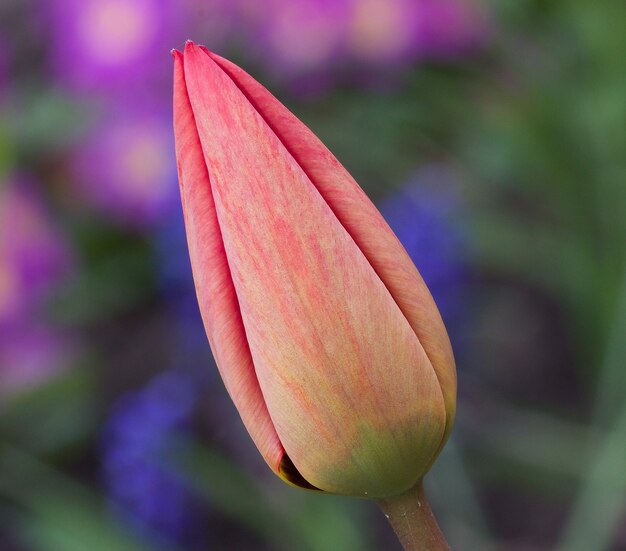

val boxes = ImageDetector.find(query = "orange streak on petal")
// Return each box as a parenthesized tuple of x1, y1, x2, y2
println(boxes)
(173, 50, 284, 473)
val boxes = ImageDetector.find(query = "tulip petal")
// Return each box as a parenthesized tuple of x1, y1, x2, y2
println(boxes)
(182, 42, 446, 496)
(173, 50, 285, 476)
(204, 50, 456, 447)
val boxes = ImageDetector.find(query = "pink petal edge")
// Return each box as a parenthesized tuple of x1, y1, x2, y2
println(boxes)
(173, 49, 286, 476)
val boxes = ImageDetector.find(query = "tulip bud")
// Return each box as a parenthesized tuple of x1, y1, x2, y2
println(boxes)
(172, 42, 456, 498)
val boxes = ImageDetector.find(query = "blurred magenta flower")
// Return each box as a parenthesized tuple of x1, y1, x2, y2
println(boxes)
(48, 0, 184, 91)
(0, 177, 73, 325)
(173, 43, 456, 497)
(0, 177, 75, 399)
(70, 109, 177, 228)
(413, 0, 488, 60)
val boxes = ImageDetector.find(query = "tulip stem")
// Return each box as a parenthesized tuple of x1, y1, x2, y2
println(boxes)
(377, 480, 450, 551)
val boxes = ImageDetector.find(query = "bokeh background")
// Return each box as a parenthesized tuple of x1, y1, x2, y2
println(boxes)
(1, 0, 625, 549)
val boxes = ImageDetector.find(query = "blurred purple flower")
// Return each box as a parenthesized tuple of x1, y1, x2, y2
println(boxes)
(244, 0, 350, 91)
(70, 109, 177, 228)
(236, 0, 488, 94)
(0, 176, 73, 325)
(346, 0, 487, 65)
(378, 164, 470, 351)
(346, 0, 420, 65)
(102, 370, 206, 548)
(413, 0, 488, 60)
(0, 323, 75, 400)
(48, 0, 185, 93)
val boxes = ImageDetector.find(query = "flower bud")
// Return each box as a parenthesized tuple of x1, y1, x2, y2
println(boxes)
(172, 42, 456, 498)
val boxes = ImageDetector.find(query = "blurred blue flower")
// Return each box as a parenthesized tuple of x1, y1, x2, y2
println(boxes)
(101, 370, 206, 549)
(378, 164, 470, 353)
(153, 208, 213, 371)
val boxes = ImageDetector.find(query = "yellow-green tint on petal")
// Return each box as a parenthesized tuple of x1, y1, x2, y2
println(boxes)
(294, 403, 445, 498)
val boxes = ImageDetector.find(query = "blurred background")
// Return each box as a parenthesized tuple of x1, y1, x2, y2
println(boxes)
(0, 0, 624, 549)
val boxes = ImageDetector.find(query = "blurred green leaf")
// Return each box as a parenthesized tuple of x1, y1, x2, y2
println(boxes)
(0, 446, 163, 551)
(557, 271, 626, 550)
(461, 405, 614, 493)
(0, 366, 97, 456)
(557, 408, 626, 551)
(0, 120, 15, 174)
(52, 228, 155, 323)
(295, 67, 470, 199)
(180, 443, 372, 551)
(432, 439, 495, 551)
(7, 89, 93, 160)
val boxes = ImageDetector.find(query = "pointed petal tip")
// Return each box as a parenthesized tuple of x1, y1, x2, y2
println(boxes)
(171, 48, 182, 61)
(184, 40, 201, 55)
(182, 40, 218, 60)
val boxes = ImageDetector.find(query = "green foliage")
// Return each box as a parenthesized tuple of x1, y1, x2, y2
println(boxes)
(0, 447, 159, 551)
(181, 444, 372, 551)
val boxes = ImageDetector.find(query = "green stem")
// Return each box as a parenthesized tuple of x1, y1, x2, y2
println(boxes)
(377, 480, 450, 551)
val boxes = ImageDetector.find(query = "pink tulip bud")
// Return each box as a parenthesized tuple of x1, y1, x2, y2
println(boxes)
(172, 42, 456, 498)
